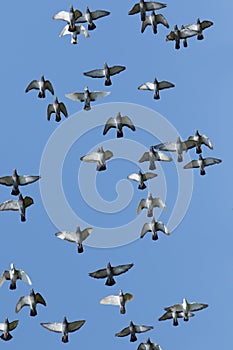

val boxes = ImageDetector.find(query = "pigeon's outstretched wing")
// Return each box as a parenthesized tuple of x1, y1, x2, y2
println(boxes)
(68, 320, 86, 332)
(138, 82, 155, 91)
(23, 196, 34, 208)
(153, 197, 166, 210)
(41, 322, 63, 333)
(80, 152, 100, 163)
(0, 176, 13, 186)
(140, 223, 152, 238)
(158, 81, 175, 90)
(0, 200, 19, 211)
(55, 231, 77, 243)
(19, 175, 40, 186)
(25, 80, 39, 92)
(121, 116, 136, 131)
(115, 326, 130, 337)
(35, 293, 46, 306)
(89, 268, 108, 279)
(83, 69, 105, 78)
(109, 66, 126, 76)
(137, 199, 147, 214)
(91, 10, 110, 20)
(15, 296, 30, 313)
(112, 263, 134, 276)
(0, 270, 10, 286)
(89, 91, 110, 101)
(100, 295, 120, 305)
(134, 325, 154, 333)
(103, 117, 117, 135)
(65, 92, 85, 102)
(18, 270, 32, 285)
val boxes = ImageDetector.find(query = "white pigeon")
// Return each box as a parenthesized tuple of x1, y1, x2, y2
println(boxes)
(127, 170, 157, 189)
(59, 24, 90, 44)
(166, 24, 198, 49)
(183, 154, 222, 175)
(47, 97, 68, 122)
(137, 192, 166, 217)
(0, 318, 19, 341)
(0, 169, 40, 196)
(0, 194, 34, 222)
(80, 146, 113, 171)
(139, 146, 172, 170)
(138, 77, 175, 100)
(76, 6, 110, 30)
(0, 263, 32, 290)
(100, 289, 133, 314)
(25, 75, 54, 98)
(140, 216, 169, 240)
(103, 112, 135, 138)
(154, 136, 197, 162)
(138, 337, 163, 350)
(128, 0, 167, 21)
(83, 62, 126, 86)
(188, 130, 213, 154)
(65, 86, 110, 111)
(55, 226, 93, 253)
(53, 5, 82, 32)
(115, 320, 153, 342)
(141, 10, 169, 34)
(184, 18, 213, 40)
(15, 288, 46, 316)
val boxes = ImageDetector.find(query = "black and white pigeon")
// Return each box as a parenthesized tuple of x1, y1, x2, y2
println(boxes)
(138, 337, 163, 350)
(184, 18, 213, 40)
(166, 24, 198, 49)
(164, 298, 208, 322)
(100, 289, 133, 314)
(0, 194, 34, 222)
(55, 226, 93, 253)
(137, 192, 166, 217)
(128, 0, 167, 21)
(127, 170, 157, 189)
(76, 6, 110, 30)
(0, 318, 18, 341)
(139, 146, 172, 170)
(47, 97, 68, 122)
(141, 10, 169, 34)
(183, 154, 222, 175)
(103, 112, 135, 137)
(115, 320, 153, 342)
(53, 5, 82, 32)
(66, 86, 110, 111)
(159, 308, 194, 326)
(84, 63, 126, 86)
(41, 316, 85, 343)
(154, 136, 197, 162)
(25, 75, 54, 98)
(188, 130, 213, 154)
(89, 262, 134, 286)
(0, 169, 40, 196)
(15, 289, 46, 316)
(59, 24, 90, 44)
(80, 146, 113, 171)
(0, 263, 32, 290)
(138, 77, 175, 99)
(140, 216, 169, 240)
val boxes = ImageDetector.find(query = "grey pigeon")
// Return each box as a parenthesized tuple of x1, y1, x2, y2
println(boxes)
(140, 216, 169, 240)
(100, 289, 133, 314)
(166, 24, 198, 49)
(103, 112, 135, 137)
(41, 316, 85, 343)
(128, 0, 167, 21)
(25, 75, 54, 98)
(159, 308, 194, 326)
(0, 263, 32, 290)
(139, 146, 172, 170)
(65, 86, 110, 111)
(154, 136, 197, 162)
(138, 337, 162, 350)
(15, 288, 46, 316)
(55, 226, 93, 253)
(115, 320, 153, 342)
(138, 77, 175, 99)
(0, 169, 40, 196)
(0, 318, 18, 341)
(164, 298, 208, 322)
(53, 5, 82, 32)
(80, 146, 113, 171)
(89, 261, 134, 286)
(127, 170, 157, 189)
(59, 24, 90, 44)
(84, 62, 126, 86)
(184, 18, 213, 40)
(0, 193, 34, 222)
(76, 6, 110, 30)
(188, 130, 213, 154)
(47, 97, 68, 122)
(141, 10, 169, 34)
(137, 192, 166, 217)
(183, 154, 222, 175)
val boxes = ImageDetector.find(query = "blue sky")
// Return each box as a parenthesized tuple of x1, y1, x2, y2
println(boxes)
(0, 0, 232, 349)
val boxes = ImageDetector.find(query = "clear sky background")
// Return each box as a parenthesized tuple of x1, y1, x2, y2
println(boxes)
(0, 0, 232, 349)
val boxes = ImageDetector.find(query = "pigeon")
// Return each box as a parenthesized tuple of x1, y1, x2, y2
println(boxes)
(0, 169, 40, 196)
(138, 337, 163, 350)
(25, 75, 54, 98)
(76, 7, 110, 30)
(159, 308, 194, 326)
(166, 24, 198, 49)
(188, 130, 213, 154)
(139, 146, 172, 170)
(65, 86, 110, 111)
(138, 77, 175, 99)
(184, 18, 213, 40)
(100, 289, 133, 314)
(55, 226, 93, 253)
(41, 316, 85, 343)
(137, 192, 166, 217)
(154, 136, 197, 162)
(53, 5, 82, 32)
(128, 0, 167, 21)
(183, 154, 222, 175)
(59, 24, 90, 44)
(115, 320, 153, 342)
(0, 263, 32, 290)
(47, 97, 68, 122)
(127, 170, 157, 189)
(15, 288, 46, 316)
(164, 298, 208, 321)
(0, 194, 34, 222)
(80, 146, 113, 171)
(141, 11, 169, 34)
(140, 216, 169, 240)
(0, 318, 18, 341)
(89, 262, 134, 286)
(103, 112, 135, 138)
(83, 62, 126, 86)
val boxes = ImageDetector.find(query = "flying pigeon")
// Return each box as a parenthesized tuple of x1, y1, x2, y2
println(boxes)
(188, 130, 213, 154)
(0, 263, 32, 290)
(80, 146, 113, 171)
(138, 337, 163, 350)
(55, 226, 93, 253)
(65, 86, 110, 111)
(0, 169, 40, 196)
(59, 24, 90, 44)
(115, 320, 153, 342)
(166, 24, 198, 49)
(15, 288, 46, 316)
(0, 318, 18, 341)
(159, 308, 194, 326)
(0, 194, 34, 222)
(53, 5, 82, 32)
(103, 112, 135, 138)
(83, 62, 126, 86)
(137, 192, 166, 217)
(47, 97, 68, 122)
(164, 298, 208, 321)
(141, 11, 169, 34)
(89, 262, 134, 286)
(184, 18, 213, 40)
(138, 77, 175, 99)
(127, 170, 157, 189)
(76, 6, 110, 30)
(128, 0, 167, 21)
(100, 289, 133, 314)
(140, 216, 169, 240)
(154, 136, 197, 162)
(25, 75, 54, 98)
(139, 146, 172, 170)
(183, 154, 222, 175)
(41, 316, 85, 343)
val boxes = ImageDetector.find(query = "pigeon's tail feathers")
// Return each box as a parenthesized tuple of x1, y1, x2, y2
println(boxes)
(97, 164, 106, 171)
(62, 334, 69, 343)
(105, 276, 116, 286)
(177, 154, 183, 162)
(175, 41, 180, 50)
(1, 333, 12, 341)
(21, 214, 26, 222)
(105, 77, 112, 86)
(154, 91, 160, 100)
(120, 305, 126, 314)
(173, 318, 178, 326)
(30, 308, 37, 317)
(11, 188, 20, 196)
(197, 33, 204, 40)
(10, 281, 16, 290)
(88, 22, 96, 30)
(152, 232, 158, 240)
(138, 183, 146, 190)
(200, 169, 206, 175)
(78, 243, 84, 253)
(130, 333, 137, 342)
(117, 130, 123, 138)
(38, 91, 45, 98)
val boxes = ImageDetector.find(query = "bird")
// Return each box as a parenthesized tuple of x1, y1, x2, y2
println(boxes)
(103, 112, 135, 137)
(127, 170, 157, 189)
(0, 169, 40, 196)
(141, 11, 169, 34)
(183, 154, 222, 175)
(47, 97, 68, 122)
(15, 288, 46, 316)
(138, 77, 175, 99)
(52, 5, 82, 32)
(137, 337, 163, 350)
(154, 136, 197, 162)
(0, 318, 18, 341)
(184, 18, 213, 40)
(0, 193, 34, 222)
(83, 62, 126, 86)
(158, 308, 194, 326)
(100, 289, 133, 314)
(0, 263, 32, 290)
(115, 320, 153, 342)
(140, 216, 169, 240)
(137, 192, 166, 217)
(41, 316, 86, 343)
(89, 261, 134, 286)
(59, 24, 90, 44)
(55, 226, 93, 253)
(75, 6, 110, 30)
(164, 298, 208, 321)
(80, 146, 113, 171)
(188, 130, 213, 154)
(25, 75, 54, 98)
(166, 24, 198, 49)
(128, 0, 167, 21)
(139, 146, 172, 170)
(65, 86, 110, 111)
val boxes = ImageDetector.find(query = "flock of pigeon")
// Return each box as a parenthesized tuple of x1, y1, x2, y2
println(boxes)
(0, 0, 221, 347)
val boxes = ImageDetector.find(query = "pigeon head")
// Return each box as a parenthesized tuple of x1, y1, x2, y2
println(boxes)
(54, 97, 59, 104)
(107, 262, 112, 269)
(174, 24, 179, 30)
(146, 338, 152, 344)
(13, 169, 18, 176)
(30, 289, 35, 296)
(119, 289, 123, 296)
(153, 77, 159, 84)
(4, 318, 9, 324)
(104, 62, 108, 69)
(10, 263, 15, 270)
(84, 86, 89, 92)
(129, 320, 134, 327)
(151, 216, 156, 223)
(195, 130, 200, 137)
(70, 5, 74, 12)
(197, 18, 201, 24)
(150, 146, 154, 152)
(97, 146, 104, 153)
(148, 192, 153, 200)
(86, 6, 90, 12)
(199, 154, 204, 161)
(41, 75, 45, 82)
(176, 136, 181, 143)
(18, 193, 23, 201)
(63, 316, 68, 324)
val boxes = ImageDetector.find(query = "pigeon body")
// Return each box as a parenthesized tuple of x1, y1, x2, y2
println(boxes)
(76, 7, 110, 30)
(25, 75, 54, 98)
(183, 154, 222, 175)
(66, 86, 110, 111)
(141, 11, 169, 34)
(55, 226, 93, 253)
(59, 24, 90, 44)
(103, 112, 135, 137)
(15, 289, 46, 316)
(53, 5, 82, 31)
(0, 263, 32, 290)
(140, 216, 169, 240)
(84, 63, 126, 86)
(0, 169, 40, 196)
(184, 18, 213, 40)
(0, 318, 18, 341)
(115, 320, 153, 342)
(0, 194, 34, 222)
(139, 146, 172, 170)
(100, 289, 133, 314)
(127, 170, 157, 189)
(80, 146, 113, 171)
(138, 337, 162, 350)
(164, 298, 208, 321)
(128, 0, 167, 21)
(154, 136, 197, 162)
(47, 97, 68, 122)
(138, 77, 174, 99)
(137, 192, 166, 217)
(188, 130, 213, 154)
(166, 24, 198, 49)
(89, 262, 134, 286)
